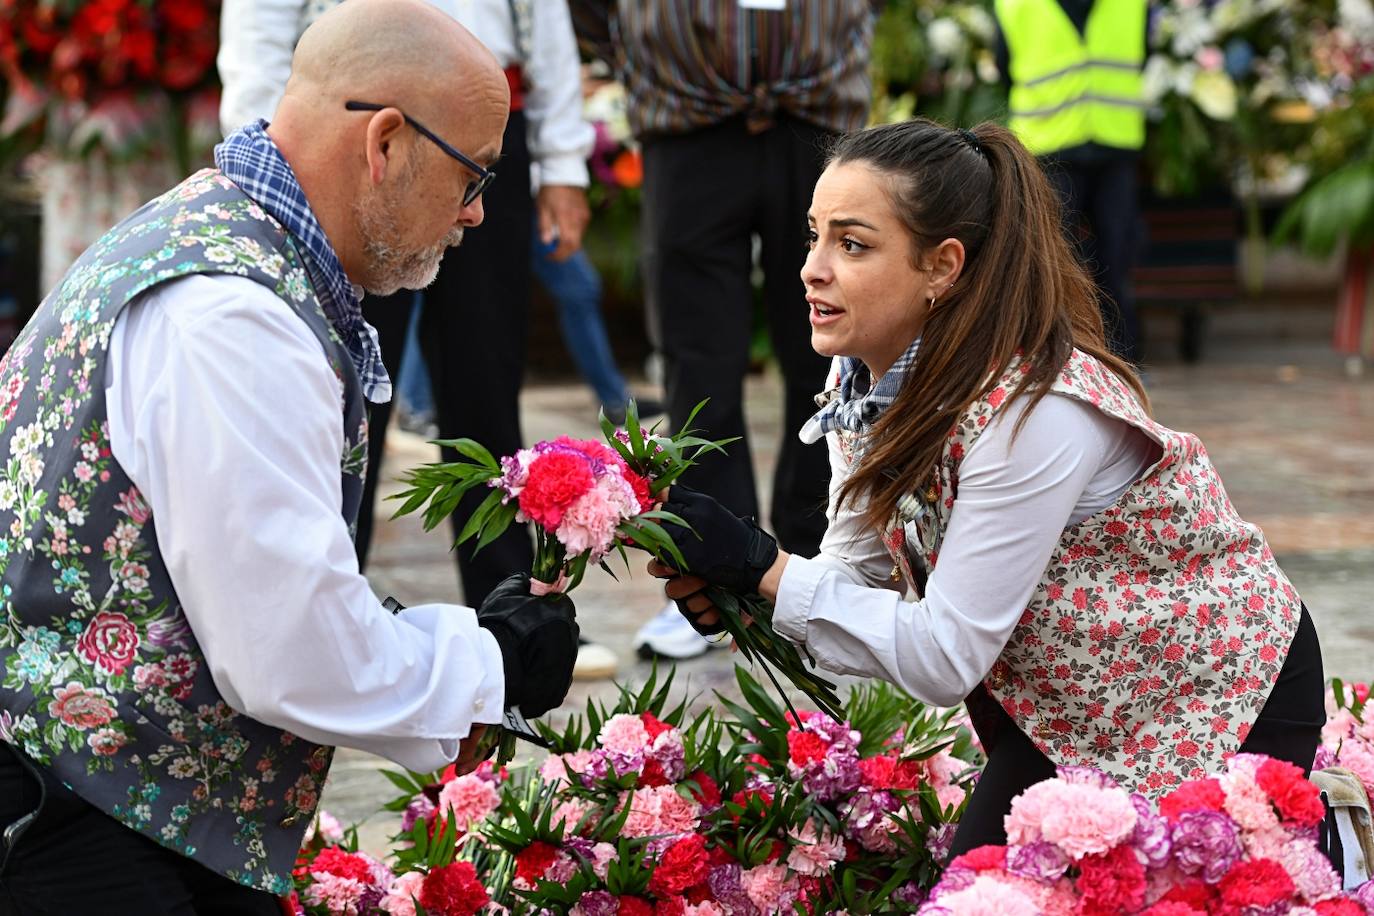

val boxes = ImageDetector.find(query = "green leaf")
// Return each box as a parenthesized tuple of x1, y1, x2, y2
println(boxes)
(455, 488, 506, 546)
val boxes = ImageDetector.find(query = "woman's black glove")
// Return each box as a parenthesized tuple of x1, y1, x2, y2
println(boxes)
(660, 486, 779, 594)
(476, 573, 579, 718)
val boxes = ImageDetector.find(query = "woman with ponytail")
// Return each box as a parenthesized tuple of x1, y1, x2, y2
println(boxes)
(650, 118, 1324, 854)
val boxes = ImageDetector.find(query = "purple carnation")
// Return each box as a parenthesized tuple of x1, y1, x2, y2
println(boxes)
(806, 716, 860, 756)
(648, 729, 686, 783)
(400, 795, 435, 833)
(925, 823, 957, 862)
(1171, 810, 1243, 883)
(1008, 841, 1070, 881)
(800, 750, 862, 802)
(1314, 745, 1338, 770)
(1130, 793, 1172, 869)
(1055, 766, 1121, 791)
(708, 863, 759, 915)
(894, 881, 927, 907)
(605, 748, 645, 778)
(922, 867, 975, 904)
(576, 890, 619, 916)
(577, 750, 610, 787)
(1355, 878, 1374, 909)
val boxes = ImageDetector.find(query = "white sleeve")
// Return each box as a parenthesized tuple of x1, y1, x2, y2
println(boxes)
(217, 0, 304, 135)
(523, 0, 594, 187)
(106, 275, 505, 773)
(773, 394, 1111, 707)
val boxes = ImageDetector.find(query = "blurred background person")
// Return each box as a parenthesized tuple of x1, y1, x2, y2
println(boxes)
(572, 0, 879, 660)
(994, 0, 1149, 364)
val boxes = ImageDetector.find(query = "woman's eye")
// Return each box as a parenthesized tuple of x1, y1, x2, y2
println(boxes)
(840, 237, 869, 253)
(805, 229, 819, 248)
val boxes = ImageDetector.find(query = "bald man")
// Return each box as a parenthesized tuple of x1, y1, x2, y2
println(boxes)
(0, 2, 578, 911)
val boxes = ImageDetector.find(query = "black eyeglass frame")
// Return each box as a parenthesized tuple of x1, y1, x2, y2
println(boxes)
(345, 100, 496, 206)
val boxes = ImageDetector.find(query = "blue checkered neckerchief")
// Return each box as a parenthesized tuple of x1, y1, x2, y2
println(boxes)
(215, 120, 392, 403)
(800, 337, 922, 445)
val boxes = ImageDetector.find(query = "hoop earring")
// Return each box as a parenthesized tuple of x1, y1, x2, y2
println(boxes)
(928, 295, 937, 311)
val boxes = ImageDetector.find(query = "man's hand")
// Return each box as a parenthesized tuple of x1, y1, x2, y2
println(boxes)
(476, 573, 579, 718)
(535, 185, 590, 262)
(451, 725, 489, 775)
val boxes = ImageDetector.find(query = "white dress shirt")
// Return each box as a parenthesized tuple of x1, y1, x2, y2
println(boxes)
(105, 273, 505, 772)
(774, 391, 1160, 708)
(217, 0, 594, 187)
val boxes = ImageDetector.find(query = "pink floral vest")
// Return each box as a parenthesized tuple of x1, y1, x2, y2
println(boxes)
(834, 349, 1301, 796)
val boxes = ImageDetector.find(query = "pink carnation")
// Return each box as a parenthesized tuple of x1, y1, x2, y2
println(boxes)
(740, 863, 797, 915)
(1005, 780, 1137, 859)
(787, 820, 846, 876)
(305, 872, 370, 914)
(380, 871, 425, 916)
(550, 798, 594, 833)
(436, 773, 501, 831)
(556, 472, 640, 559)
(684, 904, 725, 916)
(620, 785, 699, 838)
(599, 714, 651, 756)
(589, 842, 616, 880)
(932, 875, 1042, 915)
(1220, 773, 1282, 836)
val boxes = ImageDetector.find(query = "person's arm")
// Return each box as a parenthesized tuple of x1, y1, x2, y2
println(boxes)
(527, 0, 596, 259)
(217, 0, 305, 135)
(771, 394, 1112, 706)
(106, 275, 505, 772)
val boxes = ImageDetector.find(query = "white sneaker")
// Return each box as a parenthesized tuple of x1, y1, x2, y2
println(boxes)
(573, 639, 618, 681)
(633, 602, 724, 660)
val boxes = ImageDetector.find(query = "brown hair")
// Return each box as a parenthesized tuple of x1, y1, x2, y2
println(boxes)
(829, 118, 1149, 532)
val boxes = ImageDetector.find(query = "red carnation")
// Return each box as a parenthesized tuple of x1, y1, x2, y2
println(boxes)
(685, 770, 720, 807)
(1315, 900, 1368, 916)
(686, 883, 715, 905)
(1217, 858, 1295, 912)
(1076, 844, 1147, 916)
(654, 899, 686, 916)
(627, 471, 655, 513)
(858, 755, 897, 789)
(309, 846, 374, 883)
(641, 712, 673, 740)
(649, 835, 709, 897)
(1159, 777, 1227, 823)
(618, 897, 654, 916)
(1256, 757, 1325, 826)
(787, 730, 829, 767)
(419, 861, 490, 916)
(514, 841, 559, 886)
(1160, 880, 1218, 910)
(518, 452, 595, 529)
(639, 758, 671, 788)
(949, 845, 1006, 872)
(1140, 904, 1206, 915)
(158, 0, 208, 33)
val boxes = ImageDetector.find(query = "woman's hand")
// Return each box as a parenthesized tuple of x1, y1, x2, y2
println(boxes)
(658, 486, 779, 594)
(647, 558, 726, 634)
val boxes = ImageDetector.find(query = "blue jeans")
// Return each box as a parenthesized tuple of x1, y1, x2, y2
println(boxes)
(396, 292, 433, 418)
(531, 222, 630, 408)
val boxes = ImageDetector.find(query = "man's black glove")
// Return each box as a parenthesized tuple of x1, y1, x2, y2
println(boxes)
(660, 486, 779, 594)
(476, 573, 579, 719)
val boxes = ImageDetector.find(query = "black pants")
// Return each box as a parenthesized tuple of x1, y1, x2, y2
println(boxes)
(1045, 155, 1143, 365)
(352, 111, 535, 604)
(948, 606, 1326, 859)
(641, 116, 833, 556)
(0, 744, 282, 915)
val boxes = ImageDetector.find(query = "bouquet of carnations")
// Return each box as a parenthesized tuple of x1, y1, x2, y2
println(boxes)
(1319, 679, 1374, 798)
(919, 754, 1372, 915)
(391, 403, 846, 723)
(292, 667, 982, 915)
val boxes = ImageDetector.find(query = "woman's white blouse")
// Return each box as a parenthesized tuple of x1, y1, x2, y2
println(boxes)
(773, 392, 1160, 707)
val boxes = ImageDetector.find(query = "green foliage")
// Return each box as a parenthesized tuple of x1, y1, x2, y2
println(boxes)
(1275, 160, 1374, 257)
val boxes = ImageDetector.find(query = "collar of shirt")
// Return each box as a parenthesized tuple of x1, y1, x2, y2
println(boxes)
(214, 120, 392, 404)
(800, 336, 922, 445)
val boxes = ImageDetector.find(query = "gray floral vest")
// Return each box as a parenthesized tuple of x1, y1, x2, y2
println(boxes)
(0, 169, 369, 894)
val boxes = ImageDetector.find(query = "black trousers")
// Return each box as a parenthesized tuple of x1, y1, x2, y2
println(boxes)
(1045, 155, 1143, 365)
(352, 111, 535, 604)
(641, 116, 833, 556)
(948, 606, 1326, 859)
(0, 744, 282, 915)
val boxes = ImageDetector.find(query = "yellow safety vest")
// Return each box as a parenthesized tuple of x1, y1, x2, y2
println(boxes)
(995, 0, 1147, 155)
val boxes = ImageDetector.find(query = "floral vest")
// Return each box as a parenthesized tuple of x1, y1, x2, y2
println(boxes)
(0, 170, 369, 893)
(833, 349, 1301, 797)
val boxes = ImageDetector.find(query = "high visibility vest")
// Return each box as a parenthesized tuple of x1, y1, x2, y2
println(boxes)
(995, 0, 1147, 155)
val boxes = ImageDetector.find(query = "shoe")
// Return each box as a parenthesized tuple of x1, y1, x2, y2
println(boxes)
(633, 602, 724, 661)
(573, 638, 618, 681)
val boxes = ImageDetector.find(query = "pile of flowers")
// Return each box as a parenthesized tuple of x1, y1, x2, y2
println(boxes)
(919, 754, 1370, 915)
(1318, 680, 1374, 798)
(0, 0, 222, 164)
(292, 668, 982, 914)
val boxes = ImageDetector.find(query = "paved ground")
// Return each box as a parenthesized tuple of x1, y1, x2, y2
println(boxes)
(323, 328, 1374, 852)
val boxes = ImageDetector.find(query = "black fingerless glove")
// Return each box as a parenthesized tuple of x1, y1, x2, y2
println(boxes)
(476, 573, 579, 718)
(661, 486, 779, 594)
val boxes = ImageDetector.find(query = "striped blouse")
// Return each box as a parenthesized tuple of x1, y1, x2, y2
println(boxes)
(571, 0, 877, 138)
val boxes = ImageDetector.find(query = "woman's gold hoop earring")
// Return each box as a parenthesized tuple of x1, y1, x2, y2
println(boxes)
(928, 295, 937, 310)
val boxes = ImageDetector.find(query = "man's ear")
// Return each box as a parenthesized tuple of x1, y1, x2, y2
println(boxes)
(362, 108, 409, 186)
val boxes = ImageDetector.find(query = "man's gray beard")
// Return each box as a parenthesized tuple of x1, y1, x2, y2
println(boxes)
(355, 198, 465, 296)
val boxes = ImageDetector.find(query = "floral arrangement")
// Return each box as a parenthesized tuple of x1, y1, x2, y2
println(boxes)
(1318, 679, 1374, 800)
(0, 0, 222, 168)
(289, 667, 982, 915)
(870, 0, 1004, 128)
(918, 754, 1370, 915)
(392, 404, 848, 725)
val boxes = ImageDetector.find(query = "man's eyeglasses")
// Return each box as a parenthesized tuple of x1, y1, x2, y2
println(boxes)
(345, 100, 496, 206)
